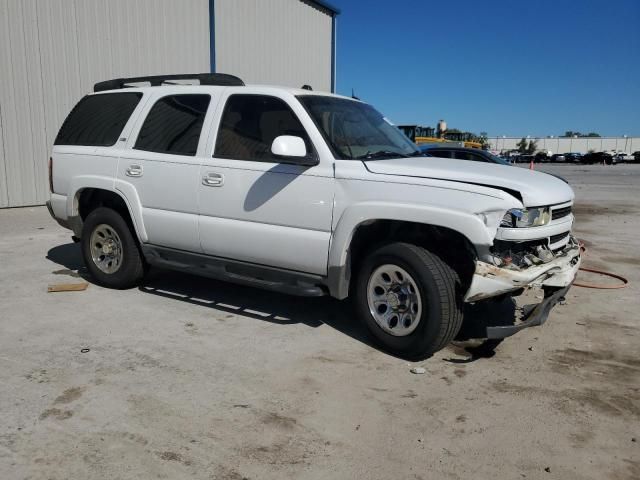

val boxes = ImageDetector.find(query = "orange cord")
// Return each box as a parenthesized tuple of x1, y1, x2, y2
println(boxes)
(573, 241, 629, 289)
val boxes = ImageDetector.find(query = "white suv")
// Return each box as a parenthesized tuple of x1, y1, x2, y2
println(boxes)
(47, 73, 581, 358)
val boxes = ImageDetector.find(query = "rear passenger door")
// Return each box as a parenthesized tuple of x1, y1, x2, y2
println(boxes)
(198, 92, 334, 275)
(118, 93, 212, 251)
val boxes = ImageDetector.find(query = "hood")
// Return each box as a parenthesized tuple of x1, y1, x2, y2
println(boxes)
(363, 157, 574, 206)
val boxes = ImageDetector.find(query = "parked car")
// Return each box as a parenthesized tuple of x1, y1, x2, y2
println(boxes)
(535, 151, 552, 163)
(633, 151, 640, 162)
(581, 151, 615, 165)
(47, 73, 581, 358)
(517, 154, 535, 164)
(613, 152, 630, 162)
(564, 152, 582, 163)
(418, 145, 512, 165)
(421, 145, 568, 183)
(550, 154, 565, 163)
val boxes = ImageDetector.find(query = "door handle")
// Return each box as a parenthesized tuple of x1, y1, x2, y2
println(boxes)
(125, 164, 143, 177)
(202, 172, 224, 187)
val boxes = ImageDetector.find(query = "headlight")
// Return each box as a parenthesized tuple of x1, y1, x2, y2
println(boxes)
(500, 207, 550, 228)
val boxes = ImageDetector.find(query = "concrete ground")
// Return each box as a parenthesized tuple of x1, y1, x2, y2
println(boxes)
(1, 164, 638, 480)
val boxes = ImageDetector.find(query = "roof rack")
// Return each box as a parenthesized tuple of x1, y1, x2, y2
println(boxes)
(93, 73, 244, 92)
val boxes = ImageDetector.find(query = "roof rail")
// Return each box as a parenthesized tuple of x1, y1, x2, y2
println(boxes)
(93, 73, 244, 92)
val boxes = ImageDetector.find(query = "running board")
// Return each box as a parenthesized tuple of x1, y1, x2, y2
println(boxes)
(141, 245, 327, 297)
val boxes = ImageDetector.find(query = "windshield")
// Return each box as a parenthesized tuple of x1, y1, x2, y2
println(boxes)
(297, 95, 421, 160)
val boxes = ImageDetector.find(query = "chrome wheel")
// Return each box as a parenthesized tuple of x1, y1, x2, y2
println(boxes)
(89, 223, 123, 274)
(366, 264, 422, 336)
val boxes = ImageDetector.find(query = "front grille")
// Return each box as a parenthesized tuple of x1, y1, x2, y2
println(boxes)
(549, 232, 570, 244)
(552, 206, 572, 220)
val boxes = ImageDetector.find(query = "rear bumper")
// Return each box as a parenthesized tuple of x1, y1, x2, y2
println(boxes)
(464, 238, 581, 303)
(46, 199, 71, 230)
(46, 194, 82, 235)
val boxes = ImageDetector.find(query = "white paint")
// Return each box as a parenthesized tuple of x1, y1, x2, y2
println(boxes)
(271, 136, 307, 157)
(49, 83, 580, 302)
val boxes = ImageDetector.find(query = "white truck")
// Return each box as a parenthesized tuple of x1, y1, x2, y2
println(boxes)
(47, 73, 581, 358)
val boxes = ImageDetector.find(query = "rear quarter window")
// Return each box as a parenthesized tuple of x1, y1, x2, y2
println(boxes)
(54, 92, 142, 146)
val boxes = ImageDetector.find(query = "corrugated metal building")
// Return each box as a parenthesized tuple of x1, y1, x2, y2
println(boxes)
(0, 0, 339, 208)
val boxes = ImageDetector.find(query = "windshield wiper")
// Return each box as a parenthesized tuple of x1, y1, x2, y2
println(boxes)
(356, 150, 410, 160)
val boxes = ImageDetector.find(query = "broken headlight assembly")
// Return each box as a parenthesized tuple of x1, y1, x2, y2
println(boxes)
(500, 207, 550, 228)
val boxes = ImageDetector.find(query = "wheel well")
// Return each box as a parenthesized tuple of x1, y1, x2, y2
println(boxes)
(348, 220, 477, 292)
(77, 188, 132, 225)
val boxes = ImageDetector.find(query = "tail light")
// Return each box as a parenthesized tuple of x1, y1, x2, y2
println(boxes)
(48, 157, 54, 193)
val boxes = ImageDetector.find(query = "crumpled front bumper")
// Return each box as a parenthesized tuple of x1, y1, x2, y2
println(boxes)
(464, 237, 581, 303)
(485, 284, 570, 339)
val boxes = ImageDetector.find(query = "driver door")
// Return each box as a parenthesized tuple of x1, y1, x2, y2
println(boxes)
(198, 93, 334, 275)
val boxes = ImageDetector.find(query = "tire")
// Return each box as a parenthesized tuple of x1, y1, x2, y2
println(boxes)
(81, 207, 145, 289)
(354, 242, 464, 359)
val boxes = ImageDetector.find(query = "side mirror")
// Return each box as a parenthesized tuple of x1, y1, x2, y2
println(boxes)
(270, 135, 318, 166)
(271, 135, 307, 158)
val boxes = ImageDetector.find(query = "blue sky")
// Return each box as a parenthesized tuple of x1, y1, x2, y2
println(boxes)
(333, 0, 639, 137)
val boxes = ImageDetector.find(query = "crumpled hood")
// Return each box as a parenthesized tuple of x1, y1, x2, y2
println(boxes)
(364, 157, 574, 206)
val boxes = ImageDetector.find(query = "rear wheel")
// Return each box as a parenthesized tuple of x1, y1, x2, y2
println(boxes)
(81, 207, 145, 289)
(355, 242, 463, 359)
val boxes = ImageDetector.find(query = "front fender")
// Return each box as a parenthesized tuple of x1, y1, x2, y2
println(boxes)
(326, 202, 496, 299)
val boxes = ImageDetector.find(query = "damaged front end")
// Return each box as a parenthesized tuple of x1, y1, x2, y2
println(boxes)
(465, 235, 581, 303)
(463, 234, 581, 338)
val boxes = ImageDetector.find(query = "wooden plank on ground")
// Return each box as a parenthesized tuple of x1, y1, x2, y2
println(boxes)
(47, 282, 89, 293)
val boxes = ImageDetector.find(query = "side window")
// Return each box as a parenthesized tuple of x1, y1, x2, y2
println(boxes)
(134, 94, 211, 156)
(54, 92, 142, 146)
(453, 151, 488, 162)
(215, 94, 312, 162)
(430, 149, 451, 158)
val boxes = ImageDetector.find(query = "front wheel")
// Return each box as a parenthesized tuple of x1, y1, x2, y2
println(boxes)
(354, 242, 464, 359)
(81, 207, 145, 289)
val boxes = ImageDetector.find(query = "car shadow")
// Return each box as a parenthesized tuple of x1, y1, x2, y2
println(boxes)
(46, 242, 520, 361)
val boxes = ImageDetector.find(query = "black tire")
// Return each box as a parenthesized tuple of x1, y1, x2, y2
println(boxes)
(81, 207, 145, 289)
(354, 242, 463, 359)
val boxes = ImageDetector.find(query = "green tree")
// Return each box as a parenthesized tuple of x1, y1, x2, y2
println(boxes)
(527, 140, 538, 154)
(586, 132, 601, 137)
(516, 137, 528, 153)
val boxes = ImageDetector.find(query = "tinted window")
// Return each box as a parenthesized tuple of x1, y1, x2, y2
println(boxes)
(429, 149, 452, 158)
(453, 151, 487, 162)
(134, 94, 210, 156)
(215, 95, 312, 161)
(54, 93, 142, 146)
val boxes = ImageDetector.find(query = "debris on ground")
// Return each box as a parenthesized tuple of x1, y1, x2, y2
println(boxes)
(410, 367, 426, 374)
(47, 282, 89, 293)
(80, 348, 90, 353)
(544, 467, 551, 473)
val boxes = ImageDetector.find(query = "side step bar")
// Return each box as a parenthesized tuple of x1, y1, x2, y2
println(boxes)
(141, 245, 327, 297)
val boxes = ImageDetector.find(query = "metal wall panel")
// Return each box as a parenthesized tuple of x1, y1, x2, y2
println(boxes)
(214, 0, 333, 92)
(0, 102, 7, 208)
(0, 0, 209, 207)
(489, 136, 639, 154)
